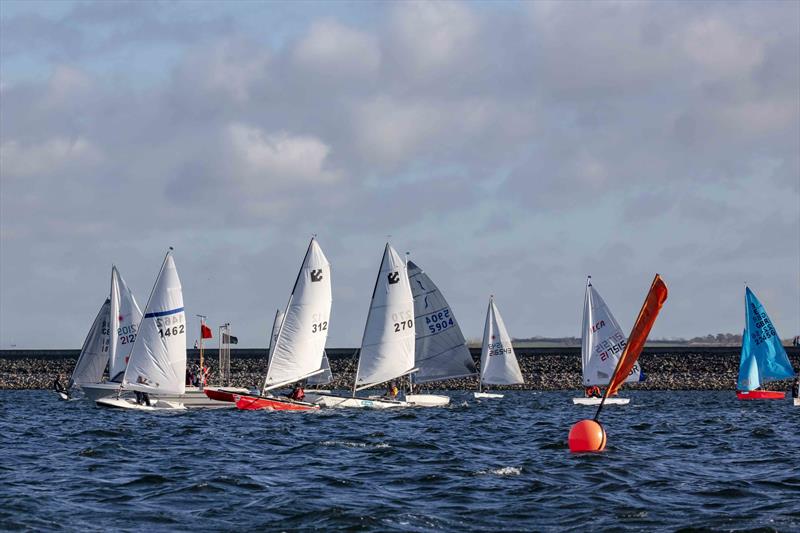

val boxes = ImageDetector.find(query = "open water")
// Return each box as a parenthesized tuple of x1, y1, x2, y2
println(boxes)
(0, 390, 798, 532)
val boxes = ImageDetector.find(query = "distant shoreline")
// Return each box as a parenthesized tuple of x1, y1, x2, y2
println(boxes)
(2, 347, 798, 391)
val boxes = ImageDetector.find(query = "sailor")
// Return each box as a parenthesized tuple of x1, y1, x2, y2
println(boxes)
(289, 383, 305, 401)
(53, 374, 68, 396)
(585, 385, 602, 398)
(792, 377, 799, 399)
(385, 382, 399, 400)
(135, 375, 151, 406)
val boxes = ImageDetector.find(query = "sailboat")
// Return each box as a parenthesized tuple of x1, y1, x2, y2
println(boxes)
(736, 287, 795, 400)
(96, 249, 187, 410)
(405, 260, 476, 407)
(474, 296, 524, 399)
(307, 350, 333, 390)
(573, 276, 642, 406)
(60, 298, 112, 400)
(79, 266, 144, 402)
(235, 238, 331, 411)
(313, 243, 417, 408)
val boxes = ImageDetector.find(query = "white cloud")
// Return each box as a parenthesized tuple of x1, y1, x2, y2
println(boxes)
(682, 17, 765, 79)
(292, 19, 381, 80)
(0, 136, 102, 178)
(225, 122, 339, 187)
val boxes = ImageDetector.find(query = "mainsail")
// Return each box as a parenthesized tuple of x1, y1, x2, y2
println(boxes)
(737, 287, 794, 391)
(69, 298, 111, 389)
(581, 277, 641, 386)
(108, 266, 143, 382)
(263, 238, 332, 391)
(408, 260, 476, 383)
(479, 297, 524, 386)
(122, 250, 187, 396)
(307, 351, 333, 386)
(355, 243, 416, 391)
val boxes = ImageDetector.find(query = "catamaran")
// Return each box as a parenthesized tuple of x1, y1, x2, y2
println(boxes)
(736, 286, 795, 400)
(79, 266, 143, 402)
(235, 238, 331, 411)
(96, 249, 187, 410)
(312, 243, 417, 408)
(475, 296, 524, 399)
(573, 276, 642, 406)
(405, 260, 476, 407)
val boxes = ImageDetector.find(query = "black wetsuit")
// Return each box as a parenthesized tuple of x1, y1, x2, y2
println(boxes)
(53, 378, 67, 395)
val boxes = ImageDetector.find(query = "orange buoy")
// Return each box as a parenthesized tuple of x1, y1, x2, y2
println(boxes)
(568, 419, 607, 453)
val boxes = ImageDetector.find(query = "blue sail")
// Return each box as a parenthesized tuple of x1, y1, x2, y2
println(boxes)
(736, 287, 795, 391)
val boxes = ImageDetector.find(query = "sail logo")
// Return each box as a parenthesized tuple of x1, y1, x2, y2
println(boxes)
(310, 269, 323, 282)
(590, 320, 605, 333)
(387, 272, 400, 284)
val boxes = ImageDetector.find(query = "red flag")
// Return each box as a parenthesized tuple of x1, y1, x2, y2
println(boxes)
(201, 323, 213, 339)
(605, 274, 668, 398)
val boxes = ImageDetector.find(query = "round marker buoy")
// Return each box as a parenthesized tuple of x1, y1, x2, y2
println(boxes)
(568, 419, 607, 453)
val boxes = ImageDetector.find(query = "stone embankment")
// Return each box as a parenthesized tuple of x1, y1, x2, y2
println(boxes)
(2, 348, 798, 391)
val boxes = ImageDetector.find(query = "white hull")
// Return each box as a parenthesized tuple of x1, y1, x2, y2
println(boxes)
(406, 394, 450, 407)
(794, 398, 799, 407)
(474, 392, 504, 399)
(572, 397, 630, 405)
(96, 397, 185, 410)
(311, 394, 408, 409)
(56, 391, 69, 401)
(81, 382, 127, 401)
(84, 384, 232, 408)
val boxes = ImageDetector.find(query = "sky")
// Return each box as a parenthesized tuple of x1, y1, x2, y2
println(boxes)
(1, 0, 798, 349)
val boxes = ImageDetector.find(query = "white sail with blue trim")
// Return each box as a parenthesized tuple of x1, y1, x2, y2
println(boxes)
(122, 251, 186, 396)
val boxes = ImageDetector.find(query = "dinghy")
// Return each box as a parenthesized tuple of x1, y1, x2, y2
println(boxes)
(736, 287, 795, 400)
(235, 238, 331, 412)
(474, 296, 524, 399)
(96, 249, 187, 410)
(404, 260, 476, 407)
(78, 266, 144, 402)
(573, 277, 641, 406)
(312, 243, 417, 409)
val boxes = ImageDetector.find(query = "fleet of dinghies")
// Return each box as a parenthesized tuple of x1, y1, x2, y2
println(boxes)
(63, 240, 799, 412)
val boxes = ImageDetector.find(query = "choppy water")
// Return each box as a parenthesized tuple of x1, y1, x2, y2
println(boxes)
(1, 390, 798, 531)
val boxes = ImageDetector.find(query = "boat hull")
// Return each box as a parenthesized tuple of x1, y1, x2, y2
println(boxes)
(312, 394, 408, 409)
(234, 394, 319, 411)
(405, 394, 450, 407)
(96, 397, 185, 410)
(736, 390, 785, 400)
(56, 391, 70, 401)
(794, 398, 800, 407)
(81, 382, 127, 401)
(572, 397, 630, 405)
(203, 386, 252, 403)
(474, 392, 504, 399)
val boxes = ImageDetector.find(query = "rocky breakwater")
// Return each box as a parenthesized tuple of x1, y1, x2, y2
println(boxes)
(1, 347, 798, 391)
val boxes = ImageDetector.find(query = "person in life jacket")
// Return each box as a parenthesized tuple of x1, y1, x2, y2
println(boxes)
(792, 377, 799, 399)
(585, 385, 602, 398)
(385, 382, 399, 400)
(53, 374, 68, 396)
(289, 383, 305, 401)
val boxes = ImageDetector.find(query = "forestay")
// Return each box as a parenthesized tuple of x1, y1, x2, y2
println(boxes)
(108, 266, 143, 382)
(581, 277, 641, 386)
(479, 297, 524, 386)
(737, 287, 794, 391)
(355, 244, 416, 390)
(122, 251, 187, 396)
(69, 298, 111, 389)
(408, 260, 476, 383)
(264, 238, 332, 390)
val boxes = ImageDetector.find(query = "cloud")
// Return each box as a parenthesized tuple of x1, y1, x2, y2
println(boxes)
(291, 19, 381, 81)
(0, 136, 102, 178)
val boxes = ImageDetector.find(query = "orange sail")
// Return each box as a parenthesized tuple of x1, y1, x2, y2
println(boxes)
(604, 274, 668, 398)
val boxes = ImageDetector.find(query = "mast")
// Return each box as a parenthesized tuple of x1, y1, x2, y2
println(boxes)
(197, 314, 207, 378)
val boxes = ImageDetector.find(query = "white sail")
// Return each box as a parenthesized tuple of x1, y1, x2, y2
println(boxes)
(69, 298, 112, 389)
(581, 277, 641, 386)
(355, 243, 416, 390)
(479, 297, 524, 386)
(266, 308, 284, 364)
(122, 251, 186, 395)
(263, 238, 332, 390)
(108, 266, 143, 382)
(307, 351, 333, 386)
(408, 260, 476, 383)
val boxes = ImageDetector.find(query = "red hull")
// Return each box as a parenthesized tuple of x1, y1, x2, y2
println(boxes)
(736, 390, 786, 400)
(203, 388, 240, 403)
(235, 394, 319, 411)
